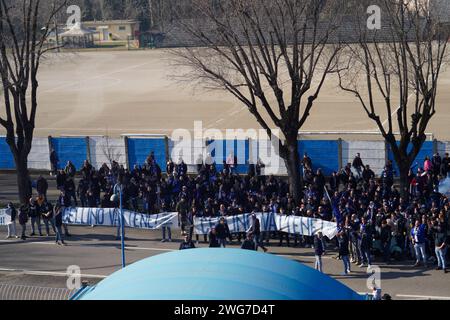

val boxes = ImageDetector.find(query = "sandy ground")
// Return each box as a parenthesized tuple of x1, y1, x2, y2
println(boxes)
(0, 49, 448, 139)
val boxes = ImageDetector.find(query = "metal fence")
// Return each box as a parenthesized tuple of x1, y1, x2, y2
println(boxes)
(0, 283, 75, 300)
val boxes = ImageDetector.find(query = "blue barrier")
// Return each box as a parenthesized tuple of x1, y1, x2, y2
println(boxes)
(127, 138, 167, 172)
(387, 141, 434, 176)
(298, 140, 339, 176)
(51, 137, 87, 171)
(0, 137, 15, 169)
(208, 139, 249, 174)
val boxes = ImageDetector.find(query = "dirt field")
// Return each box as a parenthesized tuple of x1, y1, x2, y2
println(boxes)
(1, 49, 449, 139)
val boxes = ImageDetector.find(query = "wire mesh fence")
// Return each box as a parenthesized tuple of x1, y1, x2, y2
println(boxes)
(0, 283, 76, 300)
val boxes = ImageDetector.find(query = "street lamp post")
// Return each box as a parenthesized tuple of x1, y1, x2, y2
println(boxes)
(111, 183, 126, 268)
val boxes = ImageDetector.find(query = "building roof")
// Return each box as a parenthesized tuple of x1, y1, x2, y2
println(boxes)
(60, 22, 95, 37)
(82, 20, 141, 26)
(73, 248, 365, 300)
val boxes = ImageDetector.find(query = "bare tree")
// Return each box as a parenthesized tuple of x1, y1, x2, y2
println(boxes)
(101, 135, 122, 167)
(0, 0, 67, 204)
(170, 0, 342, 202)
(337, 0, 449, 198)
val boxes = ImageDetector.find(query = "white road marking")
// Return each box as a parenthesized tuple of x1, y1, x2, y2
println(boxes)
(396, 294, 450, 300)
(0, 268, 107, 279)
(215, 118, 225, 124)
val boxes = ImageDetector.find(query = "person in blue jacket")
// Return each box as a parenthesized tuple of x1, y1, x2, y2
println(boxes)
(411, 220, 427, 267)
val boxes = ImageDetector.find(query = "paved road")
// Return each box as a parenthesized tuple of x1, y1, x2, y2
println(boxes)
(0, 225, 449, 300)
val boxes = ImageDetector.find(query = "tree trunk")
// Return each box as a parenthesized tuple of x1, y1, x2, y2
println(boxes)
(283, 140, 303, 203)
(15, 156, 31, 205)
(398, 163, 410, 200)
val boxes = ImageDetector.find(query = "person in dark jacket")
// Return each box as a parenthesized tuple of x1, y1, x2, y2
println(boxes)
(241, 232, 256, 251)
(29, 197, 42, 236)
(179, 233, 195, 250)
(314, 231, 324, 272)
(432, 220, 448, 273)
(64, 178, 77, 206)
(248, 213, 268, 252)
(18, 204, 29, 240)
(208, 227, 220, 247)
(54, 203, 66, 245)
(41, 201, 56, 236)
(215, 217, 231, 248)
(380, 220, 392, 263)
(352, 153, 364, 179)
(64, 161, 76, 178)
(50, 149, 58, 176)
(56, 170, 67, 191)
(338, 227, 351, 275)
(5, 203, 18, 239)
(358, 217, 373, 268)
(36, 175, 48, 199)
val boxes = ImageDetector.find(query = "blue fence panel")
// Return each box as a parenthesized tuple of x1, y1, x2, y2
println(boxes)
(298, 140, 339, 176)
(208, 140, 249, 174)
(127, 138, 167, 172)
(387, 141, 434, 176)
(0, 137, 15, 169)
(51, 137, 87, 171)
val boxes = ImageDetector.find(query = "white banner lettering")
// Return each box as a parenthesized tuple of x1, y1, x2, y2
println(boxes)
(0, 209, 12, 226)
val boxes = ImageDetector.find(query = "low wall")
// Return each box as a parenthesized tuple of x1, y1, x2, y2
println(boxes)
(0, 135, 446, 177)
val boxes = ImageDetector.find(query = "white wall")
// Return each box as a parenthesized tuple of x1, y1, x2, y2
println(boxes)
(89, 137, 127, 169)
(342, 141, 386, 175)
(437, 141, 450, 156)
(28, 138, 51, 170)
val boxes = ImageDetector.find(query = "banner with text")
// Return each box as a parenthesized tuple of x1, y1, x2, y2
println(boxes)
(56, 208, 337, 238)
(194, 213, 338, 239)
(62, 207, 178, 230)
(0, 209, 12, 226)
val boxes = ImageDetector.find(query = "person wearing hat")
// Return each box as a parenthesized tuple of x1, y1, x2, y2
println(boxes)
(5, 203, 18, 239)
(179, 232, 196, 250)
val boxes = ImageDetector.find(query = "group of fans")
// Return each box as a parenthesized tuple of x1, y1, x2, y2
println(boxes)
(3, 150, 450, 274)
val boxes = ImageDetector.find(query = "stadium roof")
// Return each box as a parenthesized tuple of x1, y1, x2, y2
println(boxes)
(72, 248, 365, 300)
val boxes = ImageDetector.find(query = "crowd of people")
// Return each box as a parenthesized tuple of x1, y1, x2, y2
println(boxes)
(3, 150, 450, 274)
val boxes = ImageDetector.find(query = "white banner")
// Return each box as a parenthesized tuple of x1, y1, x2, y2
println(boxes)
(0, 209, 12, 226)
(62, 208, 178, 230)
(194, 212, 338, 239)
(58, 208, 337, 238)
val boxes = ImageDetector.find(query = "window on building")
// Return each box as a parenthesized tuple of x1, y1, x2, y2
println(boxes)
(119, 26, 126, 31)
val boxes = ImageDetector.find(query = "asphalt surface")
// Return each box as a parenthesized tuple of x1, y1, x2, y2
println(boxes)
(1, 172, 450, 300)
(0, 225, 450, 300)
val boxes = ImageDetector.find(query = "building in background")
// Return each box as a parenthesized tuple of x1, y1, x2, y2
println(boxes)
(83, 20, 141, 42)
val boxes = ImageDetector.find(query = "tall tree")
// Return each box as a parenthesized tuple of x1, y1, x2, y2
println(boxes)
(338, 0, 449, 198)
(171, 0, 342, 202)
(0, 0, 67, 204)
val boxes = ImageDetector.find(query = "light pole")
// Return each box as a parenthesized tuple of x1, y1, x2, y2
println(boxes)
(111, 183, 126, 268)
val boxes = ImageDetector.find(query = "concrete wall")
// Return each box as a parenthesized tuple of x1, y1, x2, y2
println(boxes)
(1, 136, 448, 177)
(28, 138, 51, 170)
(342, 141, 386, 175)
(89, 136, 127, 169)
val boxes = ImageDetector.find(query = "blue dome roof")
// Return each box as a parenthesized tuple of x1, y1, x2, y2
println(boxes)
(76, 248, 364, 300)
